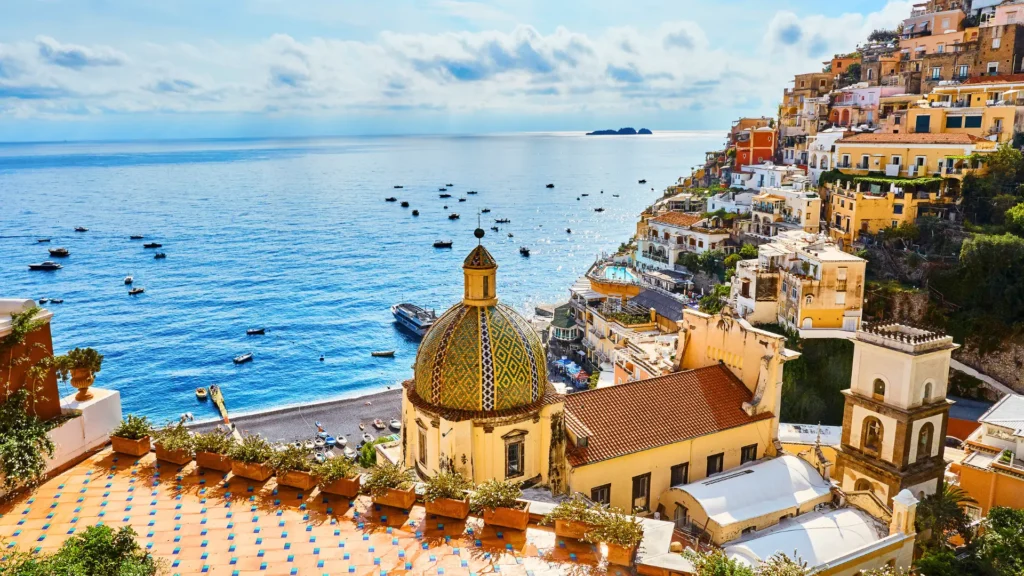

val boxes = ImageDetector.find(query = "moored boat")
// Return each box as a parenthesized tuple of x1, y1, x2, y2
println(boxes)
(566, 228, 572, 234)
(124, 275, 133, 285)
(412, 210, 420, 216)
(154, 252, 166, 259)
(196, 387, 208, 400)
(594, 207, 605, 212)
(372, 418, 386, 430)
(128, 287, 145, 295)
(143, 242, 162, 248)
(391, 303, 437, 336)
(490, 226, 499, 232)
(520, 246, 530, 256)
(74, 227, 88, 232)
(38, 297, 48, 304)
(481, 208, 491, 213)
(639, 179, 647, 184)
(362, 432, 374, 444)
(28, 261, 62, 271)
(546, 183, 555, 188)
(433, 240, 453, 248)
(233, 352, 253, 364)
(49, 298, 63, 304)
(394, 185, 403, 189)
(400, 201, 409, 207)
(495, 218, 510, 223)
(246, 328, 265, 335)
(467, 190, 478, 195)
(37, 238, 50, 243)
(445, 183, 454, 187)
(385, 197, 398, 202)
(439, 193, 451, 198)
(448, 213, 460, 220)
(389, 419, 401, 430)
(48, 247, 69, 257)
(130, 235, 144, 240)
(371, 350, 395, 358)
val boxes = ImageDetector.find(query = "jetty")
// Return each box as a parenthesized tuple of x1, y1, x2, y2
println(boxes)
(209, 385, 242, 440)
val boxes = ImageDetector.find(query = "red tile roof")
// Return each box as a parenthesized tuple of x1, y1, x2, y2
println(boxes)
(836, 133, 987, 145)
(962, 74, 1024, 85)
(649, 212, 703, 228)
(564, 364, 773, 467)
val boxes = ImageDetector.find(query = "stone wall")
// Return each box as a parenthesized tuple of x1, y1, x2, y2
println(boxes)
(956, 342, 1024, 394)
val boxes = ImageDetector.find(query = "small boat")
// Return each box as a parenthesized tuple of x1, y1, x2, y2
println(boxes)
(314, 452, 326, 464)
(385, 197, 398, 202)
(467, 190, 478, 195)
(48, 247, 69, 257)
(448, 213, 460, 220)
(490, 226, 499, 232)
(143, 242, 162, 248)
(373, 419, 386, 430)
(336, 435, 348, 447)
(233, 352, 254, 364)
(577, 197, 580, 200)
(400, 201, 409, 207)
(389, 419, 401, 430)
(371, 350, 395, 358)
(481, 208, 491, 213)
(37, 238, 50, 243)
(438, 188, 448, 192)
(343, 446, 355, 458)
(594, 207, 605, 212)
(304, 439, 315, 450)
(74, 227, 88, 232)
(639, 179, 647, 184)
(613, 194, 620, 197)
(495, 218, 510, 224)
(433, 240, 453, 249)
(154, 252, 166, 259)
(28, 261, 62, 271)
(247, 328, 265, 335)
(128, 287, 145, 295)
(325, 436, 337, 447)
(581, 193, 589, 197)
(458, 198, 466, 202)
(196, 387, 208, 400)
(566, 228, 572, 233)
(49, 299, 63, 304)
(124, 275, 133, 285)
(130, 235, 144, 240)
(439, 193, 451, 198)
(358, 422, 365, 431)
(520, 247, 530, 256)
(362, 432, 374, 444)
(508, 233, 514, 238)
(394, 185, 403, 189)
(546, 183, 555, 188)
(443, 205, 448, 209)
(314, 437, 326, 449)
(38, 297, 48, 304)
(446, 183, 454, 187)
(412, 210, 420, 216)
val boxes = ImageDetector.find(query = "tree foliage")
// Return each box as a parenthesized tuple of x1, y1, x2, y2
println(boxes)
(0, 388, 56, 495)
(915, 482, 977, 549)
(3, 525, 164, 575)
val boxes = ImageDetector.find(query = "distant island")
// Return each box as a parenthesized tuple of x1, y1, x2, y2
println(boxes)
(586, 127, 653, 136)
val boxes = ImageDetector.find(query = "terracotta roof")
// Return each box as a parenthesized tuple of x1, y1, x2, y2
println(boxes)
(564, 364, 773, 467)
(962, 74, 1024, 85)
(649, 212, 703, 228)
(836, 133, 987, 145)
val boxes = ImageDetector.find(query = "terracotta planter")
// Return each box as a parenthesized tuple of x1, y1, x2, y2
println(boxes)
(320, 476, 361, 498)
(425, 497, 470, 520)
(231, 460, 273, 482)
(372, 487, 417, 510)
(155, 444, 193, 465)
(605, 542, 638, 566)
(277, 470, 317, 491)
(111, 435, 151, 457)
(555, 519, 596, 540)
(70, 368, 95, 402)
(196, 451, 232, 472)
(483, 504, 530, 531)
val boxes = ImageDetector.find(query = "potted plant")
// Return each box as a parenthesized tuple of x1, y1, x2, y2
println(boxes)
(363, 461, 416, 510)
(270, 444, 316, 490)
(110, 415, 154, 456)
(541, 494, 601, 540)
(471, 478, 528, 531)
(56, 347, 103, 402)
(423, 470, 473, 520)
(153, 421, 194, 465)
(193, 430, 235, 472)
(584, 508, 644, 566)
(313, 456, 361, 498)
(228, 434, 275, 481)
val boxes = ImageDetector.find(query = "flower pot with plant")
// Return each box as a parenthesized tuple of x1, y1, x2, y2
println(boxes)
(363, 461, 416, 510)
(193, 431, 236, 472)
(423, 470, 473, 520)
(471, 479, 528, 531)
(56, 347, 103, 402)
(154, 421, 194, 465)
(110, 415, 154, 456)
(228, 434, 275, 481)
(313, 456, 361, 498)
(270, 444, 316, 490)
(541, 494, 601, 540)
(584, 508, 644, 566)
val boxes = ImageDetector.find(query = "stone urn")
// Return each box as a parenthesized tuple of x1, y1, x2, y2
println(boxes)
(70, 368, 95, 401)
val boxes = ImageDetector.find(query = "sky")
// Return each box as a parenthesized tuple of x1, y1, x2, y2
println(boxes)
(0, 0, 913, 141)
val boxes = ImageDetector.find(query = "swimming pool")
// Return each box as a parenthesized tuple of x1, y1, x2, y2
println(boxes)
(603, 265, 639, 283)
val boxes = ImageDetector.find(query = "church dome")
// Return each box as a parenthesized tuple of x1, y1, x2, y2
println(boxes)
(414, 243, 547, 412)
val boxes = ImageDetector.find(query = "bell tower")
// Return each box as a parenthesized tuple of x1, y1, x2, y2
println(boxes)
(834, 323, 958, 506)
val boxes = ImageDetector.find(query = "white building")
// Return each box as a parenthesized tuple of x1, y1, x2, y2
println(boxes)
(806, 128, 847, 185)
(731, 162, 806, 191)
(707, 189, 755, 214)
(748, 175, 822, 238)
(636, 212, 732, 272)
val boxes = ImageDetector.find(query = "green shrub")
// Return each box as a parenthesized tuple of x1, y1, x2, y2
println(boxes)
(0, 389, 56, 494)
(155, 421, 194, 455)
(311, 456, 358, 483)
(112, 414, 154, 440)
(192, 430, 235, 455)
(540, 494, 601, 526)
(584, 508, 644, 548)
(470, 478, 522, 512)
(60, 347, 104, 376)
(422, 470, 473, 502)
(268, 444, 313, 473)
(3, 525, 164, 575)
(228, 434, 274, 464)
(362, 461, 415, 497)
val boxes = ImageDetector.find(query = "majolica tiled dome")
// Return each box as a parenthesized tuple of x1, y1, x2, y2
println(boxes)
(414, 244, 547, 412)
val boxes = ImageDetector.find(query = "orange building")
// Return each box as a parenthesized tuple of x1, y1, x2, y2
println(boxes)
(957, 395, 1024, 518)
(828, 54, 862, 76)
(0, 299, 62, 421)
(734, 127, 776, 169)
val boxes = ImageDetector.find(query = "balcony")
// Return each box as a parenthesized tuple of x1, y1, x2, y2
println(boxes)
(855, 162, 870, 170)
(885, 164, 901, 177)
(837, 161, 852, 169)
(641, 251, 669, 265)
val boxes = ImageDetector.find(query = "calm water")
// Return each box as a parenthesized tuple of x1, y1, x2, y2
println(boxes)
(0, 132, 720, 421)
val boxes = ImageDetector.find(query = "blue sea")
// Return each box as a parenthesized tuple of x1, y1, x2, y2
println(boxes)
(0, 132, 720, 422)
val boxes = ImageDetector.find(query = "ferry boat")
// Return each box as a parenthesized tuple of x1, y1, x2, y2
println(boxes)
(391, 303, 437, 336)
(48, 247, 69, 257)
(28, 261, 62, 271)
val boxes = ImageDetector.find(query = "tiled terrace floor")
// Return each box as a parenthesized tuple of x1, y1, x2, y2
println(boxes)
(0, 450, 619, 575)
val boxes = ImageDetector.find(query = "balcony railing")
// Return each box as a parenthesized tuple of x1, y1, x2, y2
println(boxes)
(642, 252, 669, 264)
(855, 162, 870, 170)
(837, 162, 851, 169)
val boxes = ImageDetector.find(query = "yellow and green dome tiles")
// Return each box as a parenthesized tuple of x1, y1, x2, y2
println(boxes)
(414, 303, 546, 412)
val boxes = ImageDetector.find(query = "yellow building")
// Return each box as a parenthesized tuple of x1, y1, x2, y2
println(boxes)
(833, 132, 996, 178)
(905, 104, 1018, 144)
(957, 394, 1024, 518)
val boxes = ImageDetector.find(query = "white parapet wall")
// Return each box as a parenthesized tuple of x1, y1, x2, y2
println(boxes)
(48, 388, 122, 473)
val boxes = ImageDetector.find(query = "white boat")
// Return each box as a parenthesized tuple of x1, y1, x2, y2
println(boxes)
(362, 432, 373, 444)
(314, 437, 326, 449)
(314, 452, 326, 464)
(372, 418, 386, 430)
(343, 446, 355, 458)
(28, 261, 62, 271)
(389, 419, 402, 431)
(124, 275, 133, 285)
(391, 303, 437, 336)
(336, 435, 347, 447)
(304, 440, 315, 450)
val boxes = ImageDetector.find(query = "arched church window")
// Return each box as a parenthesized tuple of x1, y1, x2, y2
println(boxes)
(922, 382, 933, 403)
(483, 276, 490, 298)
(917, 422, 934, 461)
(872, 378, 886, 400)
(854, 478, 873, 492)
(863, 417, 883, 455)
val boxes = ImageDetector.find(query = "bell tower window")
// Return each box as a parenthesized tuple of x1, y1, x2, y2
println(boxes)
(872, 378, 886, 401)
(863, 417, 883, 456)
(917, 423, 934, 462)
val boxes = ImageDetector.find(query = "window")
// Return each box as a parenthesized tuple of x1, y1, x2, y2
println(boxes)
(922, 381, 933, 403)
(505, 439, 524, 478)
(993, 37, 1001, 49)
(418, 427, 428, 465)
(936, 44, 944, 54)
(988, 62, 999, 74)
(805, 295, 813, 306)
(483, 276, 489, 298)
(706, 453, 724, 476)
(942, 18, 950, 29)
(841, 154, 850, 167)
(670, 463, 689, 486)
(860, 155, 870, 168)
(965, 116, 983, 128)
(894, 204, 904, 215)
(946, 116, 963, 129)
(1010, 12, 1018, 24)
(863, 417, 884, 454)
(890, 155, 901, 166)
(915, 114, 931, 133)
(854, 478, 873, 492)
(958, 64, 968, 78)
(591, 484, 611, 505)
(631, 473, 651, 512)
(835, 291, 846, 305)
(836, 267, 848, 291)
(917, 422, 935, 460)
(873, 378, 886, 400)
(915, 156, 926, 167)
(741, 444, 758, 464)
(931, 67, 941, 80)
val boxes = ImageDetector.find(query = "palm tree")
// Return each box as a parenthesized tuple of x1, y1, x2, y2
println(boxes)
(916, 482, 977, 549)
